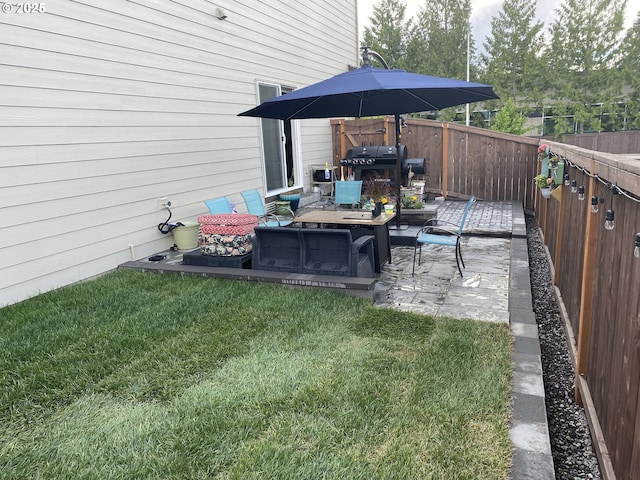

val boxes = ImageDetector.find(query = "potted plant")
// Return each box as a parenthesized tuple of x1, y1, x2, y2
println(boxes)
(534, 174, 553, 198)
(400, 193, 424, 210)
(279, 175, 301, 212)
(363, 173, 391, 217)
(537, 143, 549, 162)
(279, 191, 301, 212)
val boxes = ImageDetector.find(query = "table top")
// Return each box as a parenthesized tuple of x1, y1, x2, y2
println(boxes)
(294, 208, 395, 226)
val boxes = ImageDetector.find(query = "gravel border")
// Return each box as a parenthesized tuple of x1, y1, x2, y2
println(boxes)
(526, 214, 601, 479)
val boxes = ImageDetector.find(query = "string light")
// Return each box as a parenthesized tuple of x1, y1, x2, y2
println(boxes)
(578, 168, 586, 200)
(543, 152, 640, 255)
(604, 209, 615, 230)
(605, 184, 619, 231)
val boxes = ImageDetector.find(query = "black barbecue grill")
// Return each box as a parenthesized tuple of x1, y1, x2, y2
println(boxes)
(341, 145, 425, 186)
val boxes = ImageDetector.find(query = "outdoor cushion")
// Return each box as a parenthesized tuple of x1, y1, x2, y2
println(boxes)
(198, 214, 258, 256)
(199, 233, 254, 256)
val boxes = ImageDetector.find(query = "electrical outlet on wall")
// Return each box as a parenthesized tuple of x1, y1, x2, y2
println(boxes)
(157, 197, 171, 209)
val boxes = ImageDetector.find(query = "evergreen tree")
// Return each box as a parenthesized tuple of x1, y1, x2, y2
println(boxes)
(618, 13, 640, 129)
(361, 0, 412, 70)
(491, 97, 528, 134)
(411, 0, 473, 80)
(480, 0, 545, 109)
(408, 0, 474, 120)
(546, 0, 627, 135)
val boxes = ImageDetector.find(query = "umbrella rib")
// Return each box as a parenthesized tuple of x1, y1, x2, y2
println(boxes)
(405, 88, 498, 112)
(456, 87, 501, 100)
(286, 96, 325, 120)
(404, 90, 438, 111)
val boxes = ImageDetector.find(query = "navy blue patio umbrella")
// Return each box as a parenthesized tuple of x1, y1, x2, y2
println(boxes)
(239, 48, 499, 226)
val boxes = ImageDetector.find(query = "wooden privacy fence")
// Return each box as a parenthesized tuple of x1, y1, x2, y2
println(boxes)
(330, 120, 640, 479)
(542, 130, 640, 155)
(534, 141, 640, 480)
(330, 117, 540, 209)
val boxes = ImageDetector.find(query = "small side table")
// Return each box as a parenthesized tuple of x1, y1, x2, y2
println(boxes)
(310, 165, 337, 197)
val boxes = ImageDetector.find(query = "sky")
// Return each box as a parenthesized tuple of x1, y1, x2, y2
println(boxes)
(357, 0, 640, 56)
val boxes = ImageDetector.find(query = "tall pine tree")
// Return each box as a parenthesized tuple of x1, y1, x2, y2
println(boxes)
(361, 0, 412, 70)
(407, 0, 473, 120)
(480, 0, 545, 115)
(410, 0, 473, 80)
(618, 12, 640, 129)
(546, 0, 627, 135)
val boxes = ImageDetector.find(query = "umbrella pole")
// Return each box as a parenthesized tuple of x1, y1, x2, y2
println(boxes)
(393, 113, 407, 230)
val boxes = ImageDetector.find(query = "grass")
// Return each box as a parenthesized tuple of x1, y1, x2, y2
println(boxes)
(0, 269, 513, 479)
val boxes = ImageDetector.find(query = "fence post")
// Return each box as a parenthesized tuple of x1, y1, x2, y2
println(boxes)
(442, 123, 449, 198)
(332, 119, 345, 166)
(384, 117, 391, 146)
(575, 160, 598, 406)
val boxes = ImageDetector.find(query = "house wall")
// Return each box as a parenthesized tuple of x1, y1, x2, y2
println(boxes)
(0, 0, 358, 306)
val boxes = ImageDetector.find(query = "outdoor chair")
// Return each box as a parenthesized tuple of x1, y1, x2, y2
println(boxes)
(252, 226, 302, 273)
(241, 189, 294, 227)
(412, 196, 476, 277)
(334, 180, 363, 209)
(300, 228, 375, 277)
(204, 196, 234, 214)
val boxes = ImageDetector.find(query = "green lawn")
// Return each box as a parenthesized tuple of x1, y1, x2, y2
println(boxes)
(0, 269, 512, 479)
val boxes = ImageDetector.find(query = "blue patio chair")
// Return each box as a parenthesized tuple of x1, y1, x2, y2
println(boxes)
(204, 196, 234, 214)
(334, 180, 363, 209)
(412, 196, 475, 277)
(241, 189, 294, 227)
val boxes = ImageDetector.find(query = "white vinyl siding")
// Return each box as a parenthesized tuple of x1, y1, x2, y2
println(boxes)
(0, 0, 358, 306)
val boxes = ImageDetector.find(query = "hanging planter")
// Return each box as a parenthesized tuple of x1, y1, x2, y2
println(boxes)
(534, 173, 554, 199)
(536, 144, 564, 200)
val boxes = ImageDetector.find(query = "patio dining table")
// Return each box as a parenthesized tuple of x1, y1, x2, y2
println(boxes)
(294, 209, 395, 272)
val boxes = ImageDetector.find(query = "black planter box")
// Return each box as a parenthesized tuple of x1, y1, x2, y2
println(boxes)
(182, 250, 252, 269)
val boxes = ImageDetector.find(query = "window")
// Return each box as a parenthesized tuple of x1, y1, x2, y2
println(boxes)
(257, 83, 299, 194)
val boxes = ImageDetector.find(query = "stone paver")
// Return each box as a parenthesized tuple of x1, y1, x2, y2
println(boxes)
(374, 238, 511, 322)
(437, 199, 514, 235)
